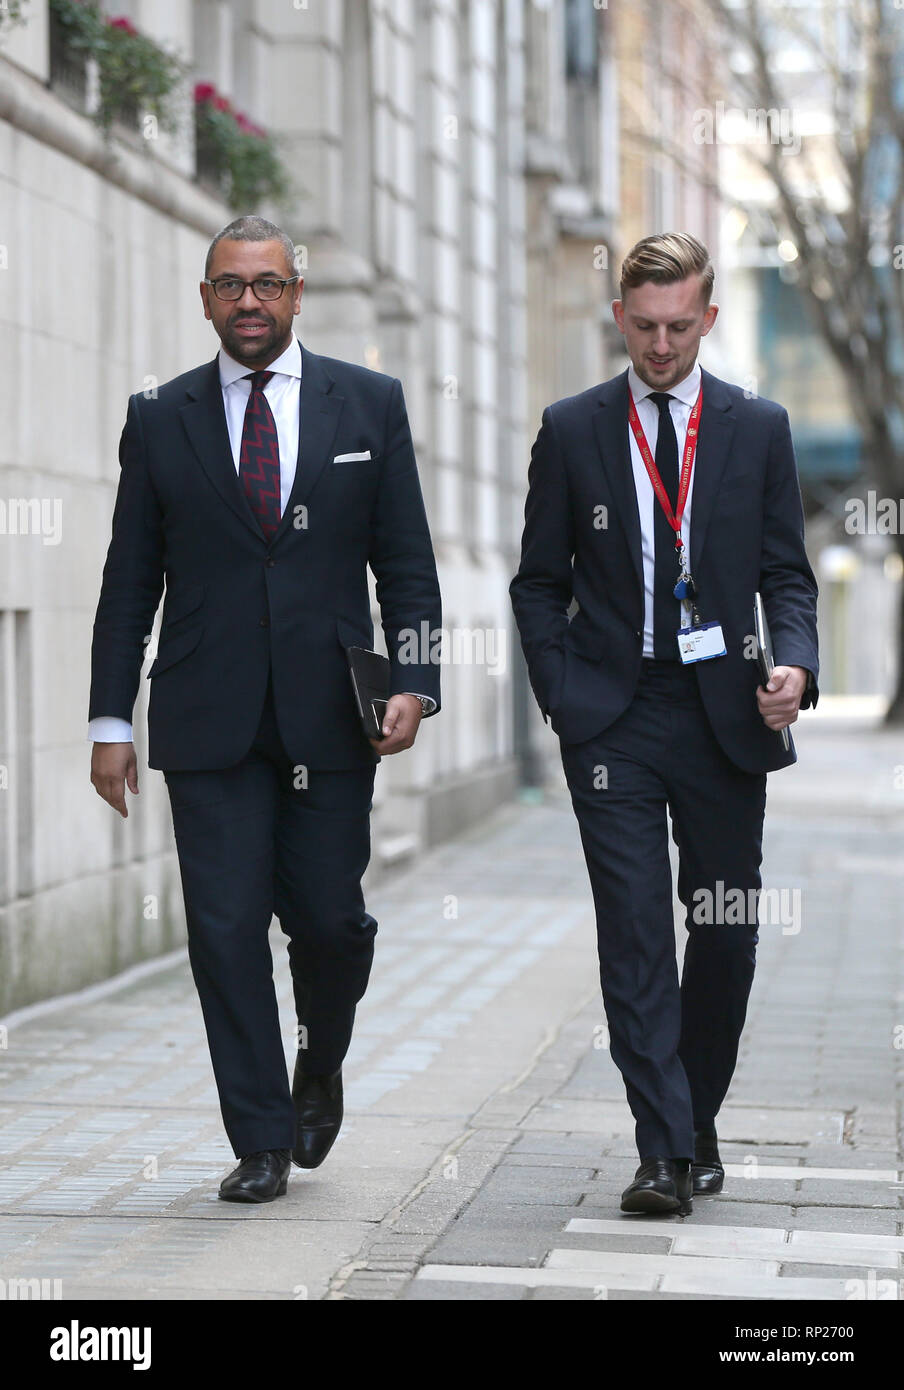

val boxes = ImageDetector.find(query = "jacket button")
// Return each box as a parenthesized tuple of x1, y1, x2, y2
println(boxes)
(265, 558, 275, 567)
(259, 616, 269, 627)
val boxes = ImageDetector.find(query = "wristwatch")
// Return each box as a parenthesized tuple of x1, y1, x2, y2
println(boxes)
(402, 693, 433, 715)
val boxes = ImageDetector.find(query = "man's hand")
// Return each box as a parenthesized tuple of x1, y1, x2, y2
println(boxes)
(756, 665, 808, 732)
(369, 694, 423, 755)
(91, 742, 139, 818)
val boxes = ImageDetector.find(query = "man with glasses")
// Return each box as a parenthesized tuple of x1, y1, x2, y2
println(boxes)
(88, 216, 441, 1202)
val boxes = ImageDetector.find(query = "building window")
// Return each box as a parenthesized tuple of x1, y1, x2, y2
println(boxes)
(565, 0, 599, 83)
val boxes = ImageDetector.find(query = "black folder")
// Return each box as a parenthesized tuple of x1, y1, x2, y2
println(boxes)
(347, 646, 391, 740)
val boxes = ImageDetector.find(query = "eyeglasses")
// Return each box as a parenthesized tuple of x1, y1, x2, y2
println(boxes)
(203, 275, 299, 302)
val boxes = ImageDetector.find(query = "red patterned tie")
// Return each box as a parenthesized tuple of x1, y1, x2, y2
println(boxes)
(239, 370, 281, 540)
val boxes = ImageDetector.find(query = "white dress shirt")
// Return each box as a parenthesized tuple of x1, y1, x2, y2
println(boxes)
(89, 337, 433, 743)
(626, 360, 702, 658)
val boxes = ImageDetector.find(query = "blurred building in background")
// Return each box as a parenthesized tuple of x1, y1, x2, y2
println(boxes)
(688, 0, 899, 702)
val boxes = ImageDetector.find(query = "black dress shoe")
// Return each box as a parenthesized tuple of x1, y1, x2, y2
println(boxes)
(219, 1149, 291, 1203)
(292, 1060, 343, 1169)
(692, 1127, 724, 1194)
(621, 1156, 693, 1216)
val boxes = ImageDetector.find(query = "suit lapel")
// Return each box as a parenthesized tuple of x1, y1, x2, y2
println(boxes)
(591, 370, 644, 596)
(178, 339, 345, 545)
(270, 341, 343, 545)
(180, 358, 265, 539)
(689, 368, 736, 574)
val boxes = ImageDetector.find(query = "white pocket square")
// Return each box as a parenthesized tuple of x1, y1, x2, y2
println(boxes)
(333, 450, 372, 463)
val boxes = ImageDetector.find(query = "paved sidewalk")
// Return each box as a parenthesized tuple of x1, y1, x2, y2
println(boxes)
(0, 714, 901, 1300)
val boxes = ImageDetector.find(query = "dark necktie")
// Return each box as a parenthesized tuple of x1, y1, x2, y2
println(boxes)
(239, 370, 281, 541)
(649, 391, 680, 659)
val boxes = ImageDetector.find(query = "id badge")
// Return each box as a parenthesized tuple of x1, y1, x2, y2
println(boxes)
(677, 621, 726, 664)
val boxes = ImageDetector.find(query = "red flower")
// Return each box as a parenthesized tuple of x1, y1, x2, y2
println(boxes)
(236, 112, 251, 132)
(194, 82, 217, 104)
(213, 95, 230, 112)
(108, 16, 137, 35)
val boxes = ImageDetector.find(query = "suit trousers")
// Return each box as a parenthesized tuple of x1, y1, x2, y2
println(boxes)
(560, 658, 767, 1160)
(163, 666, 377, 1157)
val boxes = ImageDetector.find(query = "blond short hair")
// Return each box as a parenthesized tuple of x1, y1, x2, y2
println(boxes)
(619, 233, 714, 305)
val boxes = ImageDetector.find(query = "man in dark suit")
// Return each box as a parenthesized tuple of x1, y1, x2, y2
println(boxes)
(89, 216, 441, 1203)
(510, 233, 818, 1217)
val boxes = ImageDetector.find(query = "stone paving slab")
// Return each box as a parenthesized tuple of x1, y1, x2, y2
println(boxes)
(519, 1098, 847, 1144)
(411, 1261, 862, 1298)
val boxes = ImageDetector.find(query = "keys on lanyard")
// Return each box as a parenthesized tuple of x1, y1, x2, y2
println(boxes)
(673, 569, 696, 602)
(672, 538, 701, 622)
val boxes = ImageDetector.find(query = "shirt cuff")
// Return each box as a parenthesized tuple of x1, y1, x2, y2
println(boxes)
(88, 717, 134, 743)
(400, 692, 437, 715)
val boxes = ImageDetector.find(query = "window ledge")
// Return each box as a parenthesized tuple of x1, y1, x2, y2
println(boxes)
(0, 52, 229, 236)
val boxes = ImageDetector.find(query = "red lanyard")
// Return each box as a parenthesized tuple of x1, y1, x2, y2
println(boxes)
(628, 385, 703, 560)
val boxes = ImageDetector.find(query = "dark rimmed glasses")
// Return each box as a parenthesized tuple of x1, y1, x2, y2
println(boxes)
(203, 275, 300, 302)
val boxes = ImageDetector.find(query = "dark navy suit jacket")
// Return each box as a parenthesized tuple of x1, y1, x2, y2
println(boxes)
(89, 337, 441, 770)
(510, 367, 819, 774)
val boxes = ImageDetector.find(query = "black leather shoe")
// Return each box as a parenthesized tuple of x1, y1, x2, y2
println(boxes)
(621, 1157, 693, 1216)
(692, 1127, 724, 1194)
(292, 1060, 343, 1169)
(219, 1148, 291, 1203)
